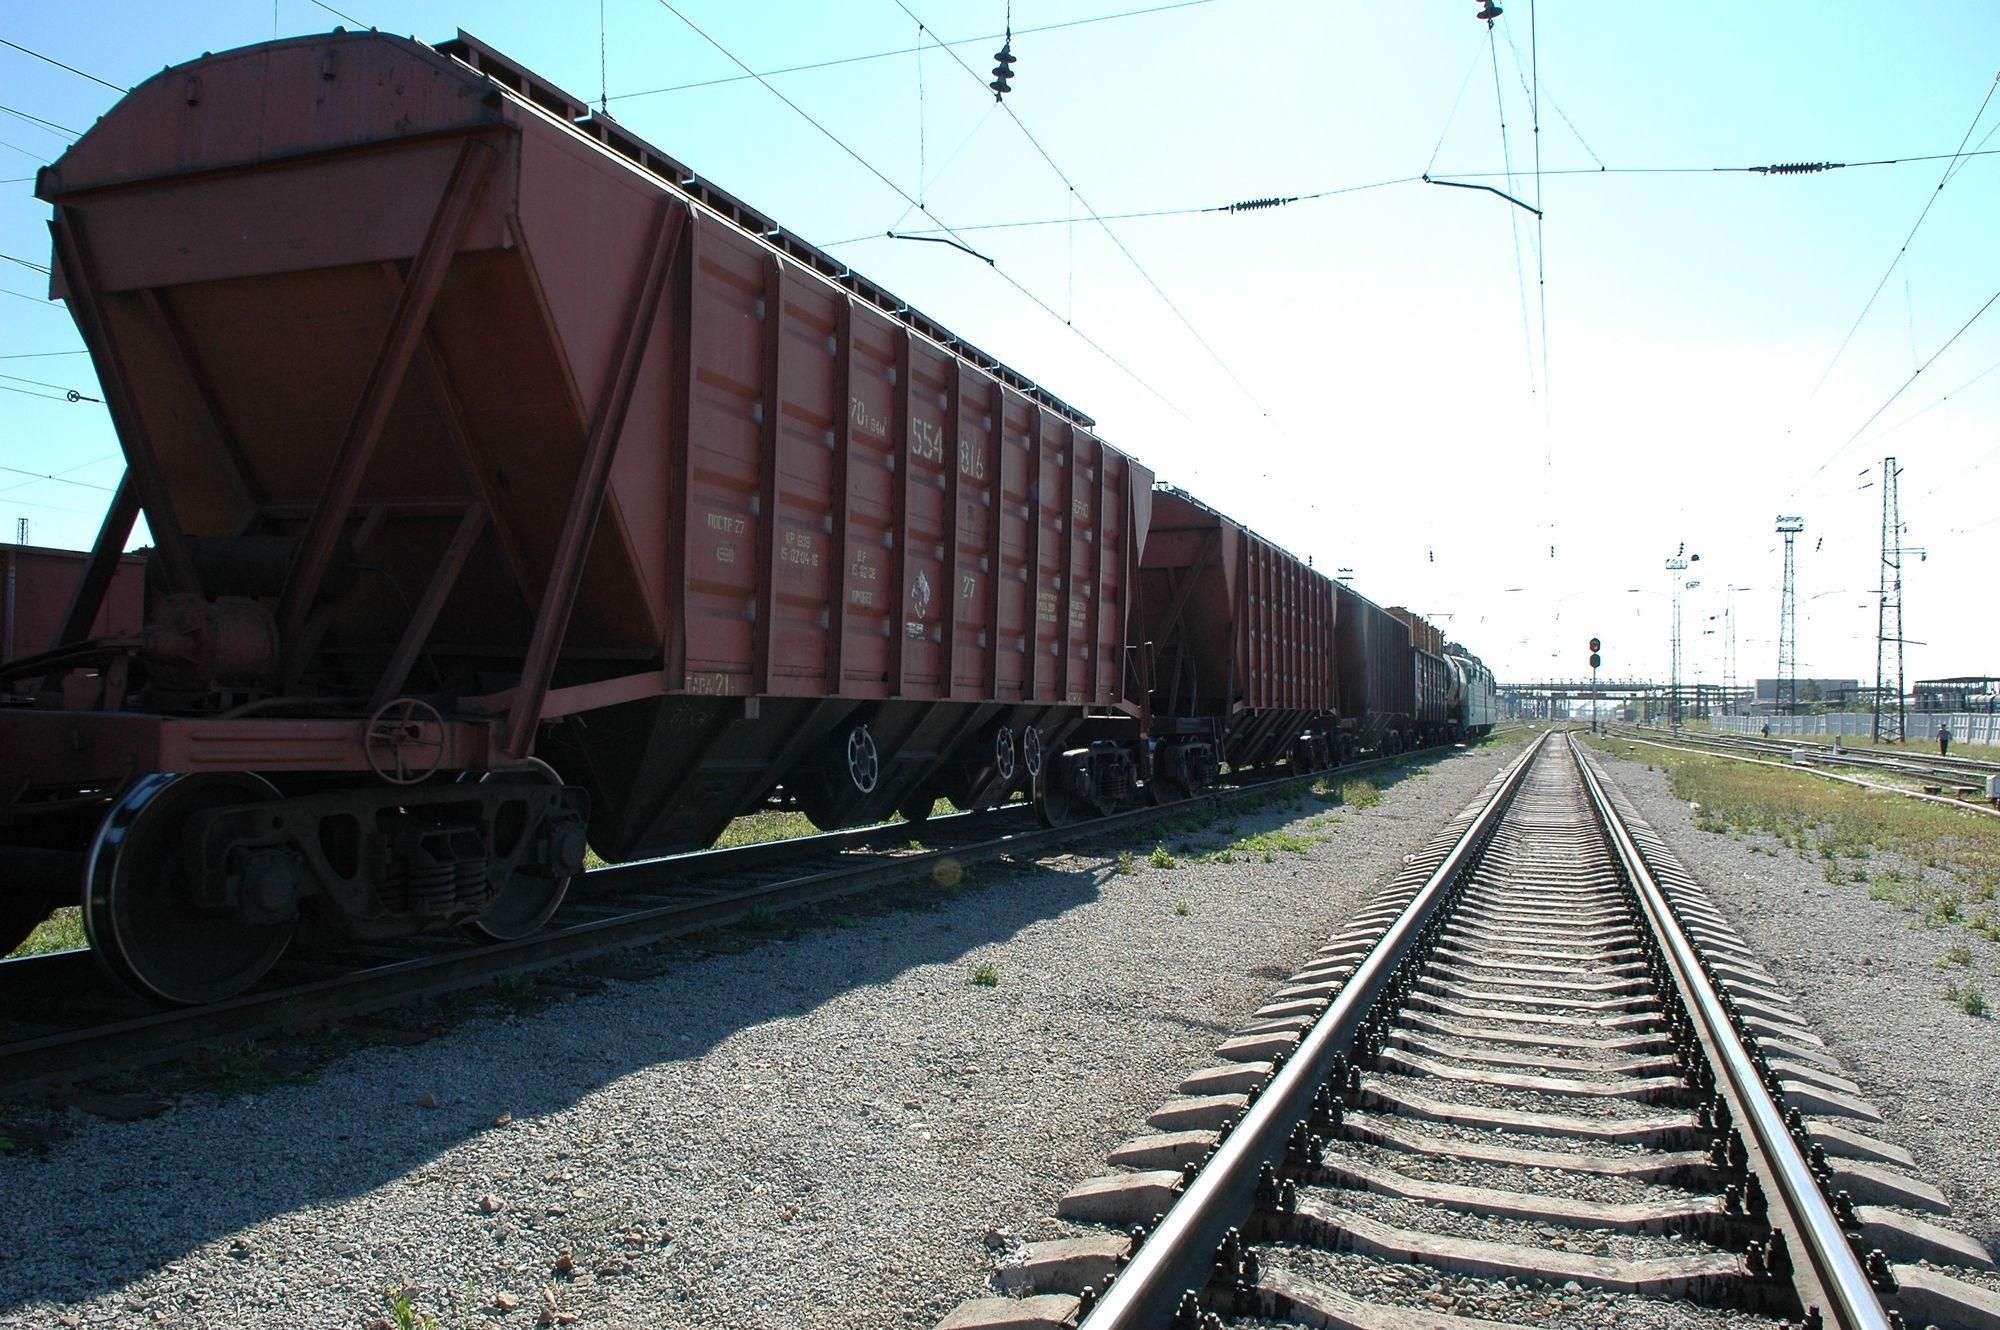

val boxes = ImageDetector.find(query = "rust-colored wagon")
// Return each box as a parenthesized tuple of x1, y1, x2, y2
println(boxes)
(1137, 487, 1338, 789)
(1, 31, 1151, 1001)
(1334, 583, 1416, 755)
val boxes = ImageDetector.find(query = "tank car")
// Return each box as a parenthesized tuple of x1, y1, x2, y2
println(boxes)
(1, 31, 1150, 1002)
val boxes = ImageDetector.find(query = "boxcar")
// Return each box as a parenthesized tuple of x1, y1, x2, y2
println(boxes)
(2, 542, 144, 665)
(1136, 488, 1336, 790)
(2, 30, 1150, 999)
(1333, 583, 1415, 755)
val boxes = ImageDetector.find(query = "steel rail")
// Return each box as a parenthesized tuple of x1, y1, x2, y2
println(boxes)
(1611, 724, 2000, 781)
(1572, 736, 1890, 1330)
(1612, 732, 2000, 822)
(1078, 732, 1549, 1329)
(0, 747, 1445, 1097)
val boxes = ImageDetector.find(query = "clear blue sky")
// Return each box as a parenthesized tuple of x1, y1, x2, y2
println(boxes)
(3, 2, 1997, 689)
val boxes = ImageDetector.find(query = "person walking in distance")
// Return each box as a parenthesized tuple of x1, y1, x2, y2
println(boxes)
(1939, 722, 1952, 757)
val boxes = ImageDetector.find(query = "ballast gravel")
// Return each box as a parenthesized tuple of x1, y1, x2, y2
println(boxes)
(1594, 749, 2000, 1263)
(0, 739, 1525, 1330)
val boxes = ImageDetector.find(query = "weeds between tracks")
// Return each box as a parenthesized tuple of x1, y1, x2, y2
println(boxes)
(1585, 735, 2000, 991)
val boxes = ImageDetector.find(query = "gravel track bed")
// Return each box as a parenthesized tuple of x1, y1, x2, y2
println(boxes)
(1595, 751, 2000, 1263)
(1368, 1071, 1678, 1122)
(1251, 1247, 1770, 1330)
(1355, 1113, 1668, 1164)
(1325, 1137, 1682, 1207)
(0, 742, 1526, 1330)
(1407, 1034, 1651, 1073)
(1428, 977, 1641, 1009)
(1409, 1009, 1647, 1046)
(1301, 1185, 1725, 1262)
(1408, 1035, 1654, 1083)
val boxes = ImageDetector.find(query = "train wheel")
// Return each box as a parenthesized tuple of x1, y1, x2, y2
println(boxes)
(83, 772, 293, 1005)
(466, 759, 575, 943)
(1035, 772, 1083, 828)
(898, 790, 936, 826)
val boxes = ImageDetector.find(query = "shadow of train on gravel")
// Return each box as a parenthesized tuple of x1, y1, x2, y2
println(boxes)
(0, 747, 1464, 1316)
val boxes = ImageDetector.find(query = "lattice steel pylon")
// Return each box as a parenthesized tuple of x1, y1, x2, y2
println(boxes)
(1873, 459, 1907, 743)
(1776, 515, 1805, 714)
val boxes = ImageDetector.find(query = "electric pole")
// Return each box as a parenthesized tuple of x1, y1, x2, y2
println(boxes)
(1873, 459, 1906, 743)
(1776, 516, 1804, 718)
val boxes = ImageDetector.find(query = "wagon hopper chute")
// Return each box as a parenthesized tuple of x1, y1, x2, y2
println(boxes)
(0, 30, 1151, 1001)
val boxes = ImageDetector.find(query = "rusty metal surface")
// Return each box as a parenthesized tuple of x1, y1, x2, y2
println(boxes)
(0, 542, 144, 663)
(1335, 582, 1416, 741)
(29, 26, 1150, 717)
(1139, 487, 1336, 721)
(14, 29, 1157, 855)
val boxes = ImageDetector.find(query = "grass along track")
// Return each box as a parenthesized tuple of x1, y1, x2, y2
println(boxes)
(1584, 733, 2000, 1017)
(937, 735, 1999, 1330)
(0, 745, 1475, 1101)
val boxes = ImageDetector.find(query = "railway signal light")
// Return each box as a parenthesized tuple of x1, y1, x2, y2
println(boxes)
(990, 38, 1015, 100)
(1590, 653, 1602, 669)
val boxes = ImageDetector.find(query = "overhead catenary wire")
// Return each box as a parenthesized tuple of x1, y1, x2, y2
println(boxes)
(888, 0, 1281, 424)
(1807, 67, 2000, 398)
(1, 250, 51, 275)
(0, 286, 64, 310)
(1486, 22, 1538, 398)
(0, 37, 124, 93)
(0, 451, 119, 499)
(1528, 0, 1549, 411)
(305, 0, 371, 29)
(0, 102, 78, 138)
(0, 381, 94, 405)
(1426, 30, 1490, 176)
(1802, 281, 2000, 490)
(648, 0, 1189, 417)
(1430, 146, 2000, 178)
(0, 459, 116, 489)
(828, 173, 1418, 244)
(1499, 21, 1602, 169)
(834, 144, 2000, 245)
(614, 0, 1217, 100)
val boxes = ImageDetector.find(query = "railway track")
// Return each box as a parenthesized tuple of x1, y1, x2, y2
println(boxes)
(940, 733, 1998, 1330)
(0, 748, 1438, 1099)
(1610, 728, 2000, 819)
(1623, 724, 2000, 785)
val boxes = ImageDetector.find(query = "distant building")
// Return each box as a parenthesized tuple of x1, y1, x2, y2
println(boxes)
(1914, 677, 2000, 713)
(1752, 678, 1859, 711)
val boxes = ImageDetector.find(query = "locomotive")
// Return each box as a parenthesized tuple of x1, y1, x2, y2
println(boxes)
(0, 31, 1493, 1004)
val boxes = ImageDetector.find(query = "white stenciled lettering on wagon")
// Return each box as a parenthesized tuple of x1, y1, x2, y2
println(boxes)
(849, 396, 888, 440)
(909, 417, 945, 464)
(706, 511, 746, 535)
(780, 530, 821, 568)
(956, 442, 987, 482)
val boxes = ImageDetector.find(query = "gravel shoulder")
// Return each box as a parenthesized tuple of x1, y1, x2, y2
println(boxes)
(0, 737, 1527, 1330)
(1593, 748, 2000, 1261)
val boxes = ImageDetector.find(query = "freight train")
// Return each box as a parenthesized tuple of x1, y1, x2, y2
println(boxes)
(0, 31, 1497, 1003)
